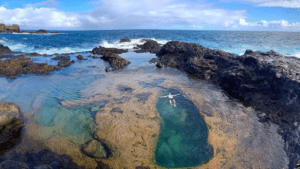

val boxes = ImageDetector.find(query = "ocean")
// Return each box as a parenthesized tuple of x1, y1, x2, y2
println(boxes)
(0, 30, 296, 169)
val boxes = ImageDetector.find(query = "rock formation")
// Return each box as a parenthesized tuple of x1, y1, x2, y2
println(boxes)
(156, 41, 300, 168)
(91, 46, 128, 55)
(0, 102, 23, 155)
(0, 44, 12, 55)
(52, 55, 70, 60)
(0, 24, 20, 33)
(101, 53, 131, 70)
(135, 40, 161, 54)
(119, 39, 131, 43)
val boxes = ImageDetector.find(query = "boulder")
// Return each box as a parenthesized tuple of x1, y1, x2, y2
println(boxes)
(105, 67, 110, 72)
(91, 46, 128, 55)
(81, 139, 107, 158)
(0, 102, 23, 155)
(156, 62, 163, 68)
(135, 40, 161, 54)
(101, 53, 130, 70)
(0, 160, 29, 169)
(76, 55, 83, 60)
(0, 45, 12, 55)
(119, 39, 131, 43)
(57, 60, 72, 67)
(52, 55, 70, 60)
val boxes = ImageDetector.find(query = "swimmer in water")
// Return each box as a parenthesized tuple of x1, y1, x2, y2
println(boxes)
(160, 93, 180, 106)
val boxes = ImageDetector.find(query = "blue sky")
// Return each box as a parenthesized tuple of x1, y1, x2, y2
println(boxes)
(0, 0, 299, 31)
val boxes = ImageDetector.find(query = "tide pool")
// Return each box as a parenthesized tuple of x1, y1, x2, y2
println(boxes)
(155, 89, 213, 168)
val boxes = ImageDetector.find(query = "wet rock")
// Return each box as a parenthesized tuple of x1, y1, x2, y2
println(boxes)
(105, 67, 110, 72)
(71, 60, 75, 63)
(81, 139, 107, 158)
(57, 60, 72, 67)
(0, 160, 29, 169)
(149, 58, 158, 63)
(33, 164, 52, 169)
(91, 46, 128, 55)
(119, 39, 131, 43)
(52, 55, 70, 60)
(0, 102, 23, 155)
(135, 92, 152, 104)
(76, 55, 83, 60)
(157, 40, 300, 168)
(156, 62, 163, 68)
(135, 40, 161, 54)
(101, 53, 130, 70)
(110, 107, 123, 114)
(0, 45, 12, 55)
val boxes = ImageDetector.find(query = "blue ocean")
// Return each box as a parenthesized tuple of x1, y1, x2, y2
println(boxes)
(0, 30, 298, 168)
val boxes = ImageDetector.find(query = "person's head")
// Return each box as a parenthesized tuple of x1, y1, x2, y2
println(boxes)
(168, 93, 171, 95)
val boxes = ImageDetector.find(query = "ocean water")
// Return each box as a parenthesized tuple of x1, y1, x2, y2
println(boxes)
(0, 30, 299, 168)
(0, 30, 300, 56)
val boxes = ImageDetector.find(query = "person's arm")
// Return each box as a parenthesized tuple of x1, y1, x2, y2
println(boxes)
(174, 94, 180, 96)
(159, 95, 168, 98)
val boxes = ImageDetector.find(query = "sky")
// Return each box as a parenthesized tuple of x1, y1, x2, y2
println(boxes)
(0, 0, 299, 31)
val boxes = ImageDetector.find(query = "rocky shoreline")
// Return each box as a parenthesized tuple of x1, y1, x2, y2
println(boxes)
(0, 23, 58, 34)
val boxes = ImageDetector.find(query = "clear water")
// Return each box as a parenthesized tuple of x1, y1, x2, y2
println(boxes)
(155, 89, 213, 168)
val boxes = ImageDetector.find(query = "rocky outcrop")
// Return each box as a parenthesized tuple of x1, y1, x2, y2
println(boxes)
(156, 41, 300, 169)
(135, 40, 161, 54)
(0, 44, 12, 55)
(81, 139, 107, 158)
(57, 60, 73, 67)
(92, 46, 128, 55)
(0, 102, 23, 155)
(0, 57, 61, 78)
(0, 24, 20, 33)
(119, 39, 131, 43)
(101, 53, 130, 70)
(76, 55, 83, 60)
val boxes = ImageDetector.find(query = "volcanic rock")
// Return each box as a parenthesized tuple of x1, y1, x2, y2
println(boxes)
(52, 55, 70, 60)
(81, 139, 107, 158)
(156, 41, 300, 168)
(101, 53, 130, 70)
(119, 39, 131, 43)
(0, 44, 12, 55)
(76, 55, 83, 60)
(36, 29, 47, 34)
(0, 24, 20, 33)
(92, 46, 128, 55)
(57, 60, 72, 67)
(135, 40, 161, 54)
(0, 102, 23, 155)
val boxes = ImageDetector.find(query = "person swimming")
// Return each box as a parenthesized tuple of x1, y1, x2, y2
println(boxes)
(160, 93, 180, 106)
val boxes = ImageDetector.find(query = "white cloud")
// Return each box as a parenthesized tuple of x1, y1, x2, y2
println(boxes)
(243, 0, 300, 8)
(27, 0, 59, 7)
(238, 19, 300, 29)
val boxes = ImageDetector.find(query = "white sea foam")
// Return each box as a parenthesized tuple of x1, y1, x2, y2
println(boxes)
(99, 38, 169, 50)
(290, 52, 300, 58)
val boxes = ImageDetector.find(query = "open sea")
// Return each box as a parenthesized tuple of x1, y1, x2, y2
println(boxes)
(0, 30, 298, 168)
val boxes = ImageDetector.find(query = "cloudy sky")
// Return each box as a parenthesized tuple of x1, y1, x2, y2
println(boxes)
(0, 0, 299, 31)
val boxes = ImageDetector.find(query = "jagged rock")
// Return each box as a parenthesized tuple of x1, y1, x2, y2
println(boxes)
(92, 46, 128, 55)
(0, 160, 29, 169)
(0, 102, 23, 155)
(156, 62, 163, 68)
(0, 24, 20, 33)
(76, 55, 83, 60)
(57, 60, 72, 67)
(81, 139, 107, 158)
(119, 39, 131, 43)
(52, 55, 70, 60)
(0, 57, 60, 78)
(135, 40, 161, 54)
(101, 53, 130, 70)
(156, 41, 300, 168)
(0, 44, 12, 55)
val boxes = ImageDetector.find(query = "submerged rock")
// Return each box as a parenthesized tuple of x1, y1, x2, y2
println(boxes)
(0, 102, 23, 155)
(119, 39, 131, 43)
(0, 160, 29, 169)
(0, 57, 61, 78)
(81, 139, 107, 158)
(57, 60, 72, 67)
(135, 40, 161, 54)
(156, 41, 300, 168)
(52, 55, 70, 60)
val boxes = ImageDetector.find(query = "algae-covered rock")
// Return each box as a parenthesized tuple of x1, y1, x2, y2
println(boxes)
(81, 139, 107, 158)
